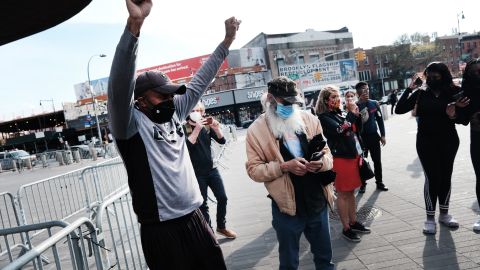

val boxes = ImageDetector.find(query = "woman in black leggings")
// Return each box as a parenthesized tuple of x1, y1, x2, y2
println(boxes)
(396, 62, 462, 234)
(447, 58, 480, 231)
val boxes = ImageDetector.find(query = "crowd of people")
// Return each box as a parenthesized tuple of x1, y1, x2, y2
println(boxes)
(107, 1, 480, 269)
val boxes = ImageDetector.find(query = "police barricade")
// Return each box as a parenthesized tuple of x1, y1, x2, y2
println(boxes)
(0, 220, 69, 268)
(0, 192, 24, 260)
(2, 217, 104, 270)
(79, 161, 128, 204)
(93, 188, 145, 269)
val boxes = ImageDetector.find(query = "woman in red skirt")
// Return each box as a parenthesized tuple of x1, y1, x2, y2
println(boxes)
(316, 85, 371, 242)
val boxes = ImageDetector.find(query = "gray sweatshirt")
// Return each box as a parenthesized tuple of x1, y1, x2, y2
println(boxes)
(108, 28, 229, 223)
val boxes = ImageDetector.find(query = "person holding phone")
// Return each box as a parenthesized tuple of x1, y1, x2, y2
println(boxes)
(317, 85, 371, 242)
(395, 62, 462, 234)
(447, 58, 478, 231)
(246, 76, 335, 269)
(185, 101, 237, 239)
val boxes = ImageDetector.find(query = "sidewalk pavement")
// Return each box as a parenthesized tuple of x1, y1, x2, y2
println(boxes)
(212, 112, 480, 270)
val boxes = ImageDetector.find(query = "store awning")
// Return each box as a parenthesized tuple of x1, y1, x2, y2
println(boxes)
(0, 0, 92, 46)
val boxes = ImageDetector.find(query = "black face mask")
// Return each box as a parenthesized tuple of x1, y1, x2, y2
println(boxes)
(147, 99, 175, 124)
(426, 79, 442, 89)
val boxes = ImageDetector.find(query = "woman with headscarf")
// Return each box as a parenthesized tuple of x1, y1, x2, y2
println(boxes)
(395, 62, 463, 234)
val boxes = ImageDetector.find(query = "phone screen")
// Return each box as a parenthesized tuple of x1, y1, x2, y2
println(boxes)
(206, 117, 213, 125)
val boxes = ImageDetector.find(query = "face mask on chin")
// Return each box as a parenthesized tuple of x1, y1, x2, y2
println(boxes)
(146, 99, 176, 124)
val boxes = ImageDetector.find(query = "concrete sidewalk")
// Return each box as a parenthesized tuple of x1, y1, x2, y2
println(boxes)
(213, 112, 480, 269)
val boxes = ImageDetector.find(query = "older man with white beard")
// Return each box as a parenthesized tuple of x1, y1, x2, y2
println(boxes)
(245, 76, 335, 270)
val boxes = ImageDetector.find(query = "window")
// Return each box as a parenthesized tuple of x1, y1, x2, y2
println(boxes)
(384, 55, 389, 63)
(276, 58, 285, 67)
(297, 55, 305, 64)
(377, 67, 389, 79)
(364, 56, 369, 65)
(325, 53, 334, 61)
(343, 51, 350, 59)
(310, 54, 319, 62)
(359, 70, 371, 81)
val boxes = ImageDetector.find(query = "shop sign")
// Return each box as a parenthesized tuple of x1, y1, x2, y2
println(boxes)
(246, 90, 265, 100)
(203, 96, 220, 107)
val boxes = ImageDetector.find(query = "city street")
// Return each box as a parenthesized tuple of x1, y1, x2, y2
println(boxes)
(1, 110, 479, 269)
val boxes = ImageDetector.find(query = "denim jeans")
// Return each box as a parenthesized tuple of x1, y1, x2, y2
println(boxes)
(272, 201, 334, 270)
(196, 168, 228, 229)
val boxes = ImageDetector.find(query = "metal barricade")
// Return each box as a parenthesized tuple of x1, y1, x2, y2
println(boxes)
(94, 188, 145, 270)
(2, 217, 104, 270)
(0, 192, 23, 259)
(0, 220, 69, 268)
(79, 161, 128, 205)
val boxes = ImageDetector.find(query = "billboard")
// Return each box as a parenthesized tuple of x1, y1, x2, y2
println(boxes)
(278, 59, 358, 92)
(73, 77, 109, 101)
(137, 55, 229, 80)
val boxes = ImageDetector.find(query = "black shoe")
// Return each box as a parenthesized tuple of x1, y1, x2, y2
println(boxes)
(350, 221, 371, 234)
(376, 183, 389, 191)
(359, 184, 366, 193)
(342, 228, 361, 242)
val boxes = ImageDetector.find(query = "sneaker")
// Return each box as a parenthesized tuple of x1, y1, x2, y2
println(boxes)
(473, 220, 480, 232)
(376, 183, 389, 191)
(216, 228, 237, 239)
(439, 214, 459, 228)
(423, 220, 437, 234)
(342, 228, 361, 242)
(359, 184, 366, 194)
(350, 221, 371, 234)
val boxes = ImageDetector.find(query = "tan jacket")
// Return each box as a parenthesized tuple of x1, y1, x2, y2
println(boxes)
(245, 111, 335, 216)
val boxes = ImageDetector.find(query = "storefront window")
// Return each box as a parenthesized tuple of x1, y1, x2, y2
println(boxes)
(238, 103, 263, 123)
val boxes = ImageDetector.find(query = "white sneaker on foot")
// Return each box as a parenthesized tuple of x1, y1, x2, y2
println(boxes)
(473, 220, 480, 232)
(439, 214, 459, 228)
(423, 220, 436, 234)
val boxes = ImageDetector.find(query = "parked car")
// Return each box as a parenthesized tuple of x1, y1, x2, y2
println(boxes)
(0, 150, 36, 170)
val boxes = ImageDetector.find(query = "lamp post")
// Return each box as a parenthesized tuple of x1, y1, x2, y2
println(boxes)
(457, 11, 465, 74)
(87, 54, 107, 145)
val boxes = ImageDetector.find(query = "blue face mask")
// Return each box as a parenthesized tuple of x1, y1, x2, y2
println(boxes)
(276, 103, 294, 119)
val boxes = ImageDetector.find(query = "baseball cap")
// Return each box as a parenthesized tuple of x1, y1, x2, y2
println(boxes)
(134, 71, 186, 99)
(267, 76, 304, 105)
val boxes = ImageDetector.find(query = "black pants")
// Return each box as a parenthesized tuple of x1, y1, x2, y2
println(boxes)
(391, 103, 396, 114)
(417, 132, 459, 216)
(362, 133, 383, 185)
(472, 130, 480, 208)
(140, 209, 226, 270)
(196, 168, 228, 229)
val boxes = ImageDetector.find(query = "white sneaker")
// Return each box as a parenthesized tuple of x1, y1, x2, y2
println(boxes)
(439, 214, 459, 228)
(473, 220, 480, 232)
(423, 220, 437, 234)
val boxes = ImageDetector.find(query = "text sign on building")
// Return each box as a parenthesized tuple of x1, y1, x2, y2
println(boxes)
(137, 55, 229, 81)
(201, 91, 235, 109)
(233, 86, 267, 104)
(278, 59, 357, 91)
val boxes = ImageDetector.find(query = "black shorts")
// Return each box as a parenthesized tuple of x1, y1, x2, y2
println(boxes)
(140, 209, 226, 270)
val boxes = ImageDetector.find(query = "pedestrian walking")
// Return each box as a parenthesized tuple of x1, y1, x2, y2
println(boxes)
(396, 62, 462, 234)
(185, 101, 237, 239)
(317, 85, 371, 242)
(107, 0, 240, 268)
(389, 90, 398, 115)
(355, 82, 388, 193)
(246, 76, 335, 269)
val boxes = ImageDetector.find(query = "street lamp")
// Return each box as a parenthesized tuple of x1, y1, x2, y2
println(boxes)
(87, 54, 107, 145)
(457, 11, 465, 73)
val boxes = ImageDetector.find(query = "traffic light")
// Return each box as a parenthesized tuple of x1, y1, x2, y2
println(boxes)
(354, 50, 367, 61)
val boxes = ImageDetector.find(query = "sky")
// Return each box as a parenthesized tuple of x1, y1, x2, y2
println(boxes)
(1, 0, 479, 122)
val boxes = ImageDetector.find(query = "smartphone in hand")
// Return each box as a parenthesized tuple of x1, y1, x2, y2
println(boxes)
(452, 91, 464, 101)
(414, 77, 423, 87)
(205, 116, 213, 125)
(310, 151, 325, 161)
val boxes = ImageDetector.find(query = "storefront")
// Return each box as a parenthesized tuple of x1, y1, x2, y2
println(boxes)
(201, 86, 267, 127)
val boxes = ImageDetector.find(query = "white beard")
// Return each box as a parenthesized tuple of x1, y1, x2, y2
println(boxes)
(265, 103, 305, 139)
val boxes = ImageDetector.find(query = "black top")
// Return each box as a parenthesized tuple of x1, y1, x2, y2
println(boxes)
(319, 111, 363, 158)
(278, 133, 326, 217)
(186, 126, 226, 176)
(395, 87, 459, 137)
